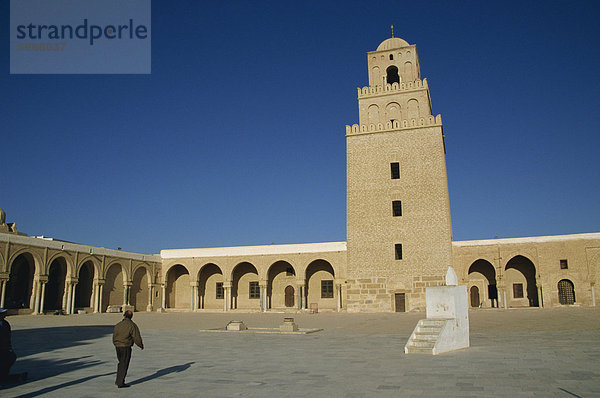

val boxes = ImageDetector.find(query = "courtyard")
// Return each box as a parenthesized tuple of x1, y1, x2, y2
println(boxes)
(1, 308, 599, 397)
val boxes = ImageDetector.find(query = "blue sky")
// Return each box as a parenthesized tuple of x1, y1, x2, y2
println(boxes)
(1, 1, 599, 254)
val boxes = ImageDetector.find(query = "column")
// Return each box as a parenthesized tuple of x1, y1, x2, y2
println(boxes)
(147, 284, 154, 312)
(62, 281, 70, 313)
(92, 280, 98, 314)
(503, 289, 508, 309)
(0, 280, 6, 308)
(190, 282, 198, 311)
(30, 279, 38, 311)
(591, 283, 596, 307)
(65, 282, 73, 315)
(123, 284, 130, 307)
(336, 283, 342, 312)
(224, 282, 232, 311)
(98, 283, 104, 313)
(161, 284, 166, 309)
(537, 283, 543, 308)
(301, 285, 307, 309)
(259, 282, 267, 312)
(33, 280, 41, 314)
(70, 282, 77, 314)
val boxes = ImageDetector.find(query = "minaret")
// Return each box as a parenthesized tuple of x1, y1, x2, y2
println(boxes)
(345, 36, 452, 312)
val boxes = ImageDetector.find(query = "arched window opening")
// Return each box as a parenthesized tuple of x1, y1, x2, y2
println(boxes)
(386, 65, 400, 85)
(389, 54, 393, 60)
(558, 279, 575, 305)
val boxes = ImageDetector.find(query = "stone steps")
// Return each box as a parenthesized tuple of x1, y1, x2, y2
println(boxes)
(405, 319, 446, 354)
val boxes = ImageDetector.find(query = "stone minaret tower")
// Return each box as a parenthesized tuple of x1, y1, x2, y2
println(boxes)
(345, 36, 452, 312)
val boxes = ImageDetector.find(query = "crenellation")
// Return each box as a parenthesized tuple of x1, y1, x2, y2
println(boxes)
(357, 78, 428, 99)
(346, 115, 440, 136)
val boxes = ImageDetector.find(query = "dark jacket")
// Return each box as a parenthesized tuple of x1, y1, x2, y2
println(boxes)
(0, 319, 11, 351)
(113, 318, 144, 349)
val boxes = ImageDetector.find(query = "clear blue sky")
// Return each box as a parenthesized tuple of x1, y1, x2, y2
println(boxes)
(1, 1, 599, 254)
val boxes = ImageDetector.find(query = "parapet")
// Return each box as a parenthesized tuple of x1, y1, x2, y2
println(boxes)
(357, 79, 428, 98)
(346, 114, 442, 136)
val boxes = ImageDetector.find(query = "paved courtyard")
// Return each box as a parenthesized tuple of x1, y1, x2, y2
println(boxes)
(1, 307, 599, 397)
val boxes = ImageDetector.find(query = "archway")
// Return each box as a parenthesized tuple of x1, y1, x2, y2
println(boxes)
(231, 262, 259, 309)
(165, 265, 190, 309)
(558, 279, 575, 305)
(75, 261, 94, 310)
(505, 255, 539, 307)
(386, 65, 400, 85)
(285, 285, 295, 308)
(5, 253, 35, 310)
(468, 259, 498, 308)
(103, 263, 124, 312)
(44, 257, 67, 312)
(470, 286, 480, 308)
(197, 263, 223, 310)
(131, 267, 149, 311)
(267, 261, 296, 309)
(306, 259, 336, 311)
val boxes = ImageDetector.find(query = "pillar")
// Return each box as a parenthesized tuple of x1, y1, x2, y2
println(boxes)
(190, 282, 198, 311)
(30, 279, 38, 310)
(62, 279, 71, 312)
(592, 283, 596, 307)
(65, 281, 73, 315)
(70, 282, 77, 314)
(224, 282, 232, 311)
(296, 281, 304, 310)
(147, 284, 154, 312)
(336, 283, 342, 312)
(98, 282, 104, 313)
(0, 279, 6, 308)
(161, 284, 166, 309)
(123, 284, 130, 307)
(33, 280, 42, 314)
(537, 283, 543, 307)
(260, 282, 267, 312)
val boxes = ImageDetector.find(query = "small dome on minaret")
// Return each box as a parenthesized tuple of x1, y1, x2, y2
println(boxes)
(376, 37, 410, 51)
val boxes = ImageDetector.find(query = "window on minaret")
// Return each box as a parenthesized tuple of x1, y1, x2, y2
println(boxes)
(392, 200, 402, 216)
(395, 244, 403, 260)
(389, 54, 393, 60)
(390, 162, 400, 179)
(386, 65, 400, 84)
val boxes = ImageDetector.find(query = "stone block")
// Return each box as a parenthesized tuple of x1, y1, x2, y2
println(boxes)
(280, 317, 299, 332)
(226, 320, 247, 331)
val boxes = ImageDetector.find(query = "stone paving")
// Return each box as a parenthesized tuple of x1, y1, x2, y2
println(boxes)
(1, 308, 599, 397)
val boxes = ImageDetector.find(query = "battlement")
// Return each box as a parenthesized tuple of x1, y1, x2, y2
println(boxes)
(357, 78, 428, 98)
(346, 114, 442, 135)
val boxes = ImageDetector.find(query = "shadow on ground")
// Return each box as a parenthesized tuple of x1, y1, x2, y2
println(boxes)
(129, 362, 195, 385)
(13, 325, 113, 356)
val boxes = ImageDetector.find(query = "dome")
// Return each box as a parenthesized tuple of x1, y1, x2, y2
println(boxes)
(376, 37, 410, 51)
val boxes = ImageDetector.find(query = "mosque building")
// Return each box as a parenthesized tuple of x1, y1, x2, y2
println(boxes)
(1, 36, 598, 314)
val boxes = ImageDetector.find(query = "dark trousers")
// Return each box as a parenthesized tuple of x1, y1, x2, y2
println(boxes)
(115, 346, 132, 386)
(0, 349, 18, 382)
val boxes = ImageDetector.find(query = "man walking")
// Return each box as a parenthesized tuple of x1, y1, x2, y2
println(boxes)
(113, 310, 143, 388)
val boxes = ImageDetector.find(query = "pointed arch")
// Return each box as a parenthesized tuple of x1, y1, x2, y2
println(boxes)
(505, 255, 539, 307)
(231, 262, 259, 309)
(130, 265, 150, 311)
(165, 264, 190, 309)
(305, 259, 336, 311)
(197, 263, 223, 310)
(5, 252, 35, 310)
(267, 260, 296, 309)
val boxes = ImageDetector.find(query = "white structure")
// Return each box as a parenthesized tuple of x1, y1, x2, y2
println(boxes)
(405, 267, 469, 354)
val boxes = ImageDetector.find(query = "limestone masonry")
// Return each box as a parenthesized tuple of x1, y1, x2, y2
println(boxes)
(1, 37, 598, 314)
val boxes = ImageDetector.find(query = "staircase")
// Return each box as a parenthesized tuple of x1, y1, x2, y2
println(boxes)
(404, 319, 447, 354)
